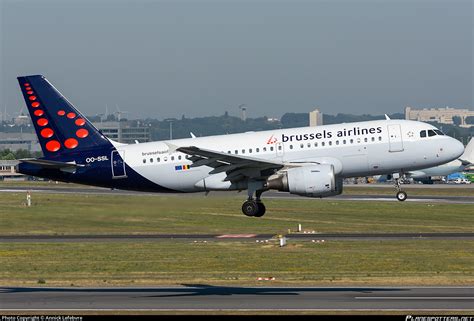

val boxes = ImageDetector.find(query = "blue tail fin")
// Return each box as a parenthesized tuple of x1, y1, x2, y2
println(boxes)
(17, 75, 113, 158)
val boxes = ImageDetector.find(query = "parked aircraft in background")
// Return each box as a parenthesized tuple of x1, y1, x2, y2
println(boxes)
(16, 75, 464, 217)
(406, 138, 473, 180)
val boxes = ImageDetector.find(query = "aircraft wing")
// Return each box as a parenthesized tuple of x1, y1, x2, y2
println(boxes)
(176, 146, 284, 182)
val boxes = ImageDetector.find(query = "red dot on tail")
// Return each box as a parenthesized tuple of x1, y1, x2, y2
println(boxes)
(37, 118, 48, 126)
(46, 140, 60, 152)
(40, 128, 54, 138)
(34, 110, 44, 117)
(26, 87, 32, 91)
(24, 83, 30, 87)
(64, 138, 78, 149)
(75, 118, 86, 126)
(67, 112, 76, 119)
(57, 110, 66, 116)
(27, 91, 34, 95)
(29, 96, 37, 101)
(31, 102, 40, 108)
(76, 128, 89, 138)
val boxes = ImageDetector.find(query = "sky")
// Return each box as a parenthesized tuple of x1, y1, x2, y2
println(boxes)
(1, 0, 472, 120)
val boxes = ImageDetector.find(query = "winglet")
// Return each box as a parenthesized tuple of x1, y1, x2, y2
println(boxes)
(164, 142, 179, 153)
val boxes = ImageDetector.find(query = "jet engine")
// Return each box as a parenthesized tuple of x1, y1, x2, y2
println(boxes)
(266, 164, 343, 197)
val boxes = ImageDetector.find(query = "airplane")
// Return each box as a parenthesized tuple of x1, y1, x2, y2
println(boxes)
(15, 75, 464, 217)
(405, 138, 473, 181)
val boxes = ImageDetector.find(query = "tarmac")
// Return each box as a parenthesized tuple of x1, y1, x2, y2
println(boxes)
(1, 286, 473, 311)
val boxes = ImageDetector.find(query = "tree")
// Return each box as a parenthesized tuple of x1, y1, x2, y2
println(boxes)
(452, 116, 462, 126)
(465, 116, 474, 124)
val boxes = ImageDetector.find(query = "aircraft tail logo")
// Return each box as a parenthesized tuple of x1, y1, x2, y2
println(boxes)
(17, 75, 113, 159)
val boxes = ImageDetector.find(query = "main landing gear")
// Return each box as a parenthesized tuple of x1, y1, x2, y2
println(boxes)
(394, 175, 408, 202)
(242, 187, 266, 217)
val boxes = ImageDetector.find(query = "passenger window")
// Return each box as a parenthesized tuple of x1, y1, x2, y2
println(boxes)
(343, 140, 346, 144)
(171, 156, 174, 161)
(227, 151, 231, 154)
(428, 130, 436, 137)
(278, 145, 282, 150)
(322, 142, 325, 146)
(263, 147, 267, 152)
(371, 137, 375, 142)
(242, 149, 245, 154)
(378, 137, 382, 141)
(307, 143, 311, 148)
(314, 142, 318, 147)
(364, 138, 368, 143)
(143, 159, 146, 164)
(300, 143, 304, 148)
(150, 158, 153, 163)
(256, 148, 260, 152)
(350, 139, 354, 144)
(249, 148, 252, 153)
(329, 141, 332, 146)
(336, 140, 339, 145)
(420, 130, 427, 138)
(157, 157, 160, 162)
(235, 150, 238, 154)
(290, 145, 293, 149)
(270, 146, 274, 151)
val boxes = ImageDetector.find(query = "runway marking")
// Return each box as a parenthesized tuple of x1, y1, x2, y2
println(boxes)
(356, 297, 474, 300)
(216, 234, 257, 238)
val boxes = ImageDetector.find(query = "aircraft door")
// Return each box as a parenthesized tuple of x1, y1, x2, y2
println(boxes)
(111, 150, 127, 179)
(387, 124, 404, 152)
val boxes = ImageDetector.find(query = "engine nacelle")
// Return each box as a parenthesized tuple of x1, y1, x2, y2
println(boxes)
(266, 164, 343, 197)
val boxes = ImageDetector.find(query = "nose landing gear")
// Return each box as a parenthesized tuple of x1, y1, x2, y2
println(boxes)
(394, 175, 408, 201)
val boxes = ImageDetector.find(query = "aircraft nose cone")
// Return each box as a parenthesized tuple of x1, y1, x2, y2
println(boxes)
(449, 138, 465, 159)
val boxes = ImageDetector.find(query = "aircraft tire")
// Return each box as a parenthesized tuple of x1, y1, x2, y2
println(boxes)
(396, 191, 407, 201)
(242, 200, 259, 216)
(254, 202, 266, 217)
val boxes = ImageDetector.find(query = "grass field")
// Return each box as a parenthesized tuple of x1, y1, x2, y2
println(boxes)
(0, 186, 473, 286)
(1, 240, 473, 286)
(0, 192, 473, 235)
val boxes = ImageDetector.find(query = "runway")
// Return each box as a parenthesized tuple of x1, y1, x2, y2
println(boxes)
(1, 232, 474, 243)
(1, 186, 473, 204)
(1, 286, 473, 311)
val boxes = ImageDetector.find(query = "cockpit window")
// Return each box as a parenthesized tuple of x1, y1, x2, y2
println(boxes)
(434, 129, 444, 135)
(420, 130, 427, 138)
(428, 130, 436, 137)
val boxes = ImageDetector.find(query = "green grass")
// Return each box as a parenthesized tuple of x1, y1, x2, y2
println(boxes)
(0, 193, 473, 235)
(0, 240, 472, 286)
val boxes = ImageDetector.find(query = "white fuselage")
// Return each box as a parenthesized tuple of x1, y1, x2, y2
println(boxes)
(112, 119, 464, 192)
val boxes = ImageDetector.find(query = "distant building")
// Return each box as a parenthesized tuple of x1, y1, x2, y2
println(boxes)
(405, 106, 474, 127)
(0, 132, 40, 152)
(93, 121, 151, 144)
(14, 115, 31, 127)
(309, 109, 323, 127)
(0, 160, 24, 180)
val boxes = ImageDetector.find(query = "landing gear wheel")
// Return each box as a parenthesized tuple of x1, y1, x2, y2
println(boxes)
(396, 191, 407, 202)
(254, 202, 266, 217)
(242, 200, 259, 216)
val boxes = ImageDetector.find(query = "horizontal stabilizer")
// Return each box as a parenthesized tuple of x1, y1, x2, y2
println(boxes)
(19, 158, 84, 172)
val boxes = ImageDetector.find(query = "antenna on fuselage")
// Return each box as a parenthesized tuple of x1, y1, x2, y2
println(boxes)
(385, 114, 391, 120)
